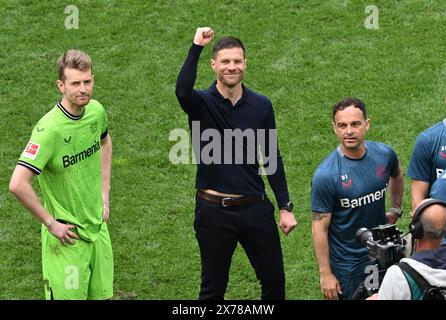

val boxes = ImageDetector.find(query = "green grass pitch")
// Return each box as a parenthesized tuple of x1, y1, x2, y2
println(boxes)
(0, 0, 445, 299)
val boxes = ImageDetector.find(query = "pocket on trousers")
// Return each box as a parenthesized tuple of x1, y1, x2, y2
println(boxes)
(194, 197, 218, 232)
(194, 197, 206, 232)
(261, 197, 275, 218)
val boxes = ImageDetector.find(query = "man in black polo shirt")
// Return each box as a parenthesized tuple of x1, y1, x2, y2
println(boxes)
(175, 27, 297, 300)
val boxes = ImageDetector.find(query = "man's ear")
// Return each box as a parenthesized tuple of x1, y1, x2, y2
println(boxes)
(56, 79, 64, 94)
(365, 118, 371, 132)
(210, 59, 216, 72)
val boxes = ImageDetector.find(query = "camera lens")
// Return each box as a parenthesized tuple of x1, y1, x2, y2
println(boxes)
(356, 227, 373, 246)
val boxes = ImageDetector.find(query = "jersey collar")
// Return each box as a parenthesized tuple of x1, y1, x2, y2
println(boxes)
(208, 81, 253, 106)
(337, 144, 368, 160)
(57, 101, 85, 120)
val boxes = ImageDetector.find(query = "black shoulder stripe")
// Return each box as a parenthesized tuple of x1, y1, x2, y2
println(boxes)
(101, 128, 108, 140)
(17, 161, 41, 175)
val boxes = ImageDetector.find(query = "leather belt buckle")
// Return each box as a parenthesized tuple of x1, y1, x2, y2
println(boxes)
(221, 197, 231, 207)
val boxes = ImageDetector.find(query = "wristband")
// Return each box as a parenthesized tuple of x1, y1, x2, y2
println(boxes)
(390, 207, 403, 218)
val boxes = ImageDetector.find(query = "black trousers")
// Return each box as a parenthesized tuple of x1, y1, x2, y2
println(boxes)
(194, 195, 285, 300)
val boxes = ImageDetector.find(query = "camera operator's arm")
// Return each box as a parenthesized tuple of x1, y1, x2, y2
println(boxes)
(312, 212, 342, 300)
(386, 165, 404, 224)
(410, 179, 429, 212)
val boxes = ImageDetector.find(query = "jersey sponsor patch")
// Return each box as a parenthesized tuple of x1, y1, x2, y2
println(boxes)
(339, 186, 387, 208)
(23, 141, 40, 160)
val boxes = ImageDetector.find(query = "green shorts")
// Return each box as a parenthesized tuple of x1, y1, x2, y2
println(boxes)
(41, 222, 113, 300)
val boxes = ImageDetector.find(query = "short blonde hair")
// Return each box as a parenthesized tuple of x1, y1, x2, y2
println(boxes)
(57, 50, 92, 82)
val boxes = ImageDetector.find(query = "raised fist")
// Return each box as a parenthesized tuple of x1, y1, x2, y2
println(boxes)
(193, 27, 214, 47)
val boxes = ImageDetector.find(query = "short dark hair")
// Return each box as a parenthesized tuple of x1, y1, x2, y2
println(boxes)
(212, 36, 246, 59)
(332, 97, 367, 121)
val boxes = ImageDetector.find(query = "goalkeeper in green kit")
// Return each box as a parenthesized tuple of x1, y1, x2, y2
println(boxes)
(9, 50, 113, 300)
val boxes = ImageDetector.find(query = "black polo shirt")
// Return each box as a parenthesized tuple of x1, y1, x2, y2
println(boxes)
(175, 44, 289, 208)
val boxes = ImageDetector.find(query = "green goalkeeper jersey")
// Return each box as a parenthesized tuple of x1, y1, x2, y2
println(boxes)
(18, 99, 108, 242)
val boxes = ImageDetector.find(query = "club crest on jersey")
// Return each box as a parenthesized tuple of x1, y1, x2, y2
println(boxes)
(90, 121, 98, 134)
(376, 165, 387, 179)
(439, 146, 446, 159)
(341, 174, 352, 188)
(23, 142, 40, 160)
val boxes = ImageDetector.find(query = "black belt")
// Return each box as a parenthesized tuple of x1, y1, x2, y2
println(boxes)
(197, 190, 264, 207)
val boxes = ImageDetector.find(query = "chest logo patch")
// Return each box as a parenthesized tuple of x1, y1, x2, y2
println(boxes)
(376, 165, 387, 179)
(341, 174, 352, 188)
(90, 121, 98, 134)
